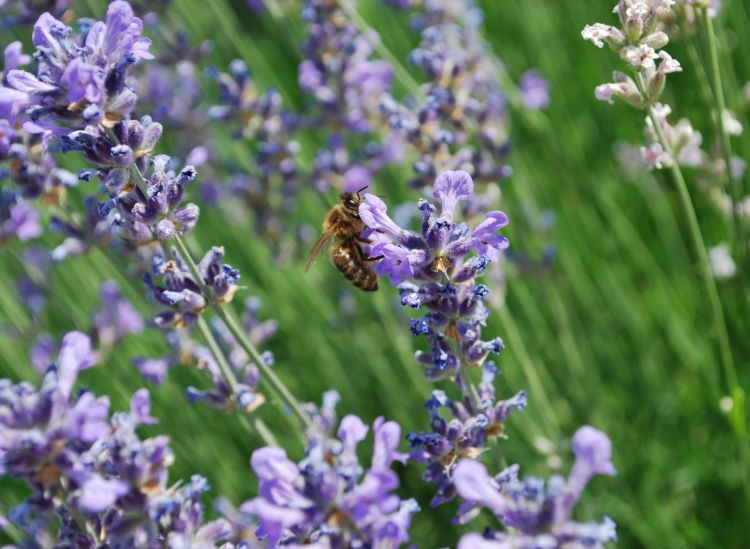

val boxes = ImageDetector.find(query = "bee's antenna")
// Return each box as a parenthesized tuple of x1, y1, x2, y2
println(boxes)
(356, 186, 369, 198)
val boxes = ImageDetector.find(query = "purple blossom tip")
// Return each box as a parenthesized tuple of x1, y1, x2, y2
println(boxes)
(77, 475, 130, 513)
(453, 459, 505, 515)
(432, 170, 474, 220)
(571, 425, 616, 476)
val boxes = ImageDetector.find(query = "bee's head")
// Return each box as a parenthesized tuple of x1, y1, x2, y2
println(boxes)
(340, 188, 366, 213)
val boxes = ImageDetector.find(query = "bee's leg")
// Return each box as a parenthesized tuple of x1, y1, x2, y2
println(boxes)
(364, 254, 384, 262)
(356, 236, 373, 244)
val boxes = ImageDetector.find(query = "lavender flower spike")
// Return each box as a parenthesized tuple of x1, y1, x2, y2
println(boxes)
(360, 170, 509, 380)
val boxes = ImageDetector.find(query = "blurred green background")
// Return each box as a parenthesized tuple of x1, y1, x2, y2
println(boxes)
(2, 0, 749, 547)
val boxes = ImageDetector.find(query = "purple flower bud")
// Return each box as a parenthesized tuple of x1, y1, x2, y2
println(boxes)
(519, 69, 550, 110)
(432, 170, 473, 221)
(133, 357, 171, 384)
(76, 476, 130, 513)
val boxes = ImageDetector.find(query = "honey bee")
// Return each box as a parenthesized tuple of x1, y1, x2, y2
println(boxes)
(305, 188, 382, 291)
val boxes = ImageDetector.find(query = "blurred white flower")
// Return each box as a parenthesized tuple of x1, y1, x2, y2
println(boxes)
(708, 243, 736, 280)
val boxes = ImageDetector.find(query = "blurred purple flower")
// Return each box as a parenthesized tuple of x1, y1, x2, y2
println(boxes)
(519, 69, 550, 110)
(93, 280, 144, 348)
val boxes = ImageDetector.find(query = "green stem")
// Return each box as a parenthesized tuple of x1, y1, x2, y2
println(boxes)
(457, 361, 508, 471)
(0, 513, 24, 544)
(457, 365, 481, 411)
(645, 104, 739, 397)
(195, 316, 279, 447)
(699, 8, 746, 264)
(171, 234, 313, 431)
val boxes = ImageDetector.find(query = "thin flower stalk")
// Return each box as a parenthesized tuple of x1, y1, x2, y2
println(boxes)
(698, 7, 745, 263)
(171, 233, 313, 430)
(195, 315, 279, 447)
(645, 100, 740, 418)
(582, 0, 740, 439)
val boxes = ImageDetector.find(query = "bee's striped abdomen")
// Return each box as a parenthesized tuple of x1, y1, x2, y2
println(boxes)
(332, 240, 378, 292)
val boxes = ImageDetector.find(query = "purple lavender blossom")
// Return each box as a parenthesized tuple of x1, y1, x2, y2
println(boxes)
(132, 356, 171, 384)
(519, 69, 550, 110)
(300, 0, 399, 193)
(360, 170, 509, 380)
(0, 190, 41, 244)
(93, 280, 144, 348)
(143, 245, 240, 328)
(242, 395, 418, 547)
(208, 60, 302, 242)
(407, 363, 525, 507)
(96, 154, 199, 245)
(453, 426, 617, 548)
(0, 2, 151, 131)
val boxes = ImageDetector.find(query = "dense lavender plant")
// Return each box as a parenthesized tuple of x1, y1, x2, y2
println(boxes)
(300, 0, 398, 193)
(0, 331, 233, 546)
(358, 169, 519, 501)
(0, 1, 301, 440)
(208, 59, 303, 243)
(243, 393, 419, 548)
(380, 0, 511, 189)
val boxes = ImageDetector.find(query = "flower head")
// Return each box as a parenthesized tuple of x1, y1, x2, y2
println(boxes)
(454, 426, 617, 548)
(243, 396, 417, 548)
(361, 171, 508, 380)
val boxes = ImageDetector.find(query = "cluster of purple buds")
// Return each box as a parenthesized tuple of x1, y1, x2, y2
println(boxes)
(300, 0, 391, 134)
(242, 393, 419, 548)
(453, 426, 617, 548)
(0, 331, 234, 546)
(300, 0, 398, 193)
(62, 115, 162, 193)
(407, 363, 526, 506)
(583, 0, 681, 108)
(136, 13, 213, 158)
(360, 170, 509, 380)
(182, 298, 277, 413)
(143, 246, 240, 328)
(208, 60, 302, 237)
(96, 154, 199, 246)
(380, 0, 512, 188)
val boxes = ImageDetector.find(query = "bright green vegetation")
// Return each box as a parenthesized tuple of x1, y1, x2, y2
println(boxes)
(2, 1, 749, 547)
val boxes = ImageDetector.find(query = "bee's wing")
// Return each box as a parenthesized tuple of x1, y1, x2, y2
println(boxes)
(305, 233, 333, 273)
